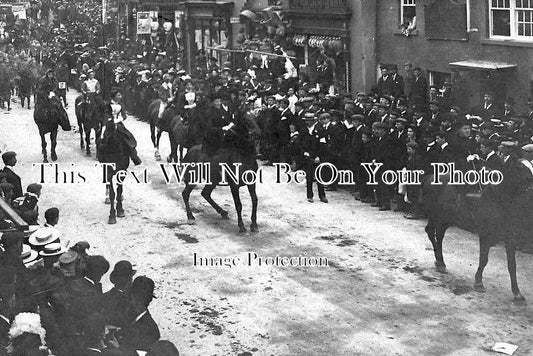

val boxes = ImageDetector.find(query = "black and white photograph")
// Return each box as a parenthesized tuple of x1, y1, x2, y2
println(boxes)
(0, 0, 533, 355)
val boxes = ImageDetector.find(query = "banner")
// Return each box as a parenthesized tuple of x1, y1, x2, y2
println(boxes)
(12, 4, 26, 20)
(136, 11, 151, 35)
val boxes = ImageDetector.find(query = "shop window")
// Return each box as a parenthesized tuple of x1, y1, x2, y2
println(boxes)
(428, 71, 452, 90)
(489, 0, 533, 39)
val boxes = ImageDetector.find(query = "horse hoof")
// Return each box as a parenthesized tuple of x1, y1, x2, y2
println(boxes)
(220, 211, 229, 220)
(86, 151, 91, 157)
(117, 210, 125, 218)
(187, 219, 196, 225)
(435, 263, 447, 274)
(239, 226, 247, 233)
(250, 224, 259, 233)
(51, 153, 57, 161)
(105, 197, 111, 204)
(43, 158, 48, 163)
(513, 293, 526, 304)
(108, 216, 117, 224)
(156, 155, 162, 161)
(473, 283, 486, 293)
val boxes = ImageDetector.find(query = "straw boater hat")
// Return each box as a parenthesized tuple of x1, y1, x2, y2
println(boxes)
(21, 244, 39, 265)
(38, 243, 67, 257)
(28, 227, 60, 247)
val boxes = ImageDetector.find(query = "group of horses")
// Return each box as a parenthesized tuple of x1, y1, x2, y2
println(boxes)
(31, 93, 531, 302)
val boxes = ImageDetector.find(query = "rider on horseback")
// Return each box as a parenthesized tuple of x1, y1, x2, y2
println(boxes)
(81, 69, 103, 108)
(157, 73, 174, 119)
(203, 94, 236, 156)
(35, 68, 58, 110)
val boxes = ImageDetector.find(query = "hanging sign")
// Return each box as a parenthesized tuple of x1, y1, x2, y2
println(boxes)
(137, 11, 151, 34)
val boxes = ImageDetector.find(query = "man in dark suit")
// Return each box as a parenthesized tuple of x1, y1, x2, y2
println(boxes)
(410, 67, 428, 106)
(121, 276, 160, 352)
(53, 255, 110, 353)
(477, 139, 504, 172)
(298, 113, 327, 203)
(1, 151, 22, 199)
(376, 66, 393, 97)
(102, 260, 136, 329)
(472, 92, 501, 120)
(203, 95, 235, 155)
(371, 122, 397, 210)
(389, 65, 404, 99)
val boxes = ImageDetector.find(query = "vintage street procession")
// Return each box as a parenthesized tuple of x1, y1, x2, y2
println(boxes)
(1, 0, 533, 355)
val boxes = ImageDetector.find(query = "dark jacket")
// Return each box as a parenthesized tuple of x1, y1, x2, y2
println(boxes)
(1, 167, 22, 199)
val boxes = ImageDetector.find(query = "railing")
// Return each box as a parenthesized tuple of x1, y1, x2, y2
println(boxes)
(0, 198, 29, 232)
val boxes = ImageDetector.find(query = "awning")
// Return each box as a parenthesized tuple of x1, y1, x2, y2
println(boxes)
(449, 60, 517, 71)
(240, 9, 257, 22)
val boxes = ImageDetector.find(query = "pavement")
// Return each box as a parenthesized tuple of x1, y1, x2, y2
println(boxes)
(1, 90, 532, 356)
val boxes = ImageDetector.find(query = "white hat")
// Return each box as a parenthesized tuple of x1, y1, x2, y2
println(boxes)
(28, 227, 60, 246)
(39, 243, 67, 257)
(21, 244, 39, 265)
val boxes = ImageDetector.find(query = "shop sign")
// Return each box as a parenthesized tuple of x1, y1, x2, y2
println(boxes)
(288, 0, 347, 12)
(137, 11, 151, 34)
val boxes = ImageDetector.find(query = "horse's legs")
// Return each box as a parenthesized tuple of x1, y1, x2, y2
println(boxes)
(474, 234, 491, 292)
(168, 131, 178, 163)
(116, 183, 124, 218)
(230, 184, 245, 233)
(108, 174, 117, 224)
(155, 129, 163, 161)
(105, 184, 110, 204)
(85, 126, 92, 155)
(434, 225, 448, 273)
(505, 238, 525, 302)
(201, 184, 228, 218)
(40, 132, 48, 163)
(50, 129, 58, 161)
(179, 146, 184, 163)
(182, 183, 196, 223)
(425, 219, 437, 248)
(78, 121, 85, 149)
(20, 95, 24, 108)
(27, 95, 31, 110)
(247, 184, 258, 232)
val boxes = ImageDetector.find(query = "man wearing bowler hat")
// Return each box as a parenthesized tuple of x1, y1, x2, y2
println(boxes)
(299, 112, 327, 203)
(102, 260, 136, 328)
(121, 276, 160, 352)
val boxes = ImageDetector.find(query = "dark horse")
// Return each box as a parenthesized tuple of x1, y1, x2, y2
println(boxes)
(75, 93, 104, 156)
(33, 97, 71, 163)
(181, 114, 260, 233)
(97, 119, 132, 224)
(421, 162, 532, 302)
(147, 99, 178, 162)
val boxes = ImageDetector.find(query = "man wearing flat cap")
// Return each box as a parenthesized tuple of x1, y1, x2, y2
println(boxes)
(371, 122, 398, 210)
(298, 112, 327, 203)
(1, 151, 22, 199)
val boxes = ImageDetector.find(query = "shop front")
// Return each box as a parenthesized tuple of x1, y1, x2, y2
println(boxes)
(284, 0, 351, 92)
(181, 0, 234, 73)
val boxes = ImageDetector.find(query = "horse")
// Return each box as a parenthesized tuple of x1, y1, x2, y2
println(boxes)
(181, 113, 260, 233)
(97, 119, 131, 225)
(75, 93, 104, 156)
(33, 97, 71, 163)
(147, 99, 180, 161)
(421, 161, 532, 303)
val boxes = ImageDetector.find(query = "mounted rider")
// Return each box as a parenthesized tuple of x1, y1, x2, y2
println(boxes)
(35, 68, 59, 110)
(81, 69, 103, 108)
(157, 73, 174, 119)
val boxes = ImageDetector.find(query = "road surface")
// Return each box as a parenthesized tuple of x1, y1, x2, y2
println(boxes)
(1, 91, 532, 356)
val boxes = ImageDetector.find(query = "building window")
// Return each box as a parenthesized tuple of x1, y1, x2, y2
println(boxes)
(489, 0, 533, 39)
(428, 71, 452, 89)
(400, 0, 416, 36)
(401, 0, 416, 26)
